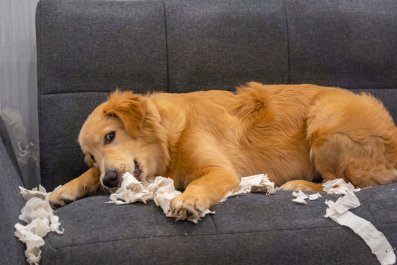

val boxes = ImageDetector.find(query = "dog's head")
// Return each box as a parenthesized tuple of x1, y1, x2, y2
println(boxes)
(78, 90, 169, 190)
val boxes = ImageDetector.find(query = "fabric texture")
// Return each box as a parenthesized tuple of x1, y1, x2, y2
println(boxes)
(42, 184, 397, 265)
(166, 0, 289, 92)
(0, 133, 26, 265)
(285, 0, 397, 89)
(29, 0, 397, 264)
(39, 93, 108, 189)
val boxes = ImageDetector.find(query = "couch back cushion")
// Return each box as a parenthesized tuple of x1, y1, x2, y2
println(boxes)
(37, 0, 168, 189)
(37, 0, 397, 189)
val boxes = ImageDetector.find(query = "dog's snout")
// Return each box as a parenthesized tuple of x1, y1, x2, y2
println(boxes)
(103, 170, 119, 188)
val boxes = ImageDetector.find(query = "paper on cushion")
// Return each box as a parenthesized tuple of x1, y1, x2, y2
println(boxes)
(150, 176, 214, 223)
(292, 190, 309, 204)
(222, 174, 276, 201)
(110, 173, 276, 223)
(15, 186, 63, 265)
(239, 174, 276, 194)
(324, 190, 361, 217)
(322, 178, 360, 194)
(108, 172, 153, 204)
(308, 193, 322, 201)
(19, 185, 47, 201)
(149, 176, 181, 215)
(323, 179, 396, 265)
(291, 190, 322, 204)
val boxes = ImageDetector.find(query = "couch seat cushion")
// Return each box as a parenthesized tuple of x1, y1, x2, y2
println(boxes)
(42, 183, 397, 265)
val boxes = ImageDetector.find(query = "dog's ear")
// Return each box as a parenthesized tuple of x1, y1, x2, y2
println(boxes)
(103, 90, 145, 137)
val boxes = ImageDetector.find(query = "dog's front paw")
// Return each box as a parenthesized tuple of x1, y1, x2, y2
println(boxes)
(48, 186, 79, 208)
(169, 193, 212, 223)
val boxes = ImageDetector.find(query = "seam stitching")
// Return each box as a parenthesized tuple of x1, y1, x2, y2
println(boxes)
(163, 0, 170, 92)
(282, 0, 291, 83)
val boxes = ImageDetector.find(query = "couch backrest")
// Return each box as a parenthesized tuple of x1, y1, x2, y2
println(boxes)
(36, 0, 397, 189)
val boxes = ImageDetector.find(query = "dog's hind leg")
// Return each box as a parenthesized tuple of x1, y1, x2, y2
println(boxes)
(280, 179, 324, 192)
(311, 133, 397, 188)
(283, 90, 397, 191)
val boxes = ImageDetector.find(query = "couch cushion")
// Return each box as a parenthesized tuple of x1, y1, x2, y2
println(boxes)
(165, 0, 289, 92)
(42, 183, 397, 265)
(0, 136, 26, 265)
(285, 0, 397, 89)
(39, 93, 107, 190)
(36, 0, 168, 95)
(36, 0, 169, 190)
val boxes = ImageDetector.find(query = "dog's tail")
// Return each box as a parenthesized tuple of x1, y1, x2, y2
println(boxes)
(230, 82, 273, 125)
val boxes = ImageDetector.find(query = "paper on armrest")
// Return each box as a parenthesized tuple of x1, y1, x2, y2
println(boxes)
(14, 186, 63, 265)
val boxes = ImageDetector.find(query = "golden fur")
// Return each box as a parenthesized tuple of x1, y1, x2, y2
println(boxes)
(49, 83, 397, 218)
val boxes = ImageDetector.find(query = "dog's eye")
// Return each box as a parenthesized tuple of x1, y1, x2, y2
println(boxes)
(90, 154, 96, 163)
(104, 131, 116, 145)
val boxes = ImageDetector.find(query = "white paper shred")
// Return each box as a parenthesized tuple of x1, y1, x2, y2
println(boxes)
(308, 193, 322, 201)
(109, 173, 276, 223)
(291, 191, 322, 204)
(323, 179, 396, 265)
(149, 177, 182, 216)
(222, 174, 276, 201)
(292, 190, 309, 204)
(14, 186, 64, 265)
(108, 173, 153, 204)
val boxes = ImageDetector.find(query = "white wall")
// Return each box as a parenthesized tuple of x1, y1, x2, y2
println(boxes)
(0, 0, 40, 188)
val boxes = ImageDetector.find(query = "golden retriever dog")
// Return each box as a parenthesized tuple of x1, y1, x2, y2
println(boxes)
(49, 82, 397, 218)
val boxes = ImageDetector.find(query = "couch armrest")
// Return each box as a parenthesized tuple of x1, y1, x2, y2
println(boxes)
(0, 116, 22, 179)
(0, 122, 27, 264)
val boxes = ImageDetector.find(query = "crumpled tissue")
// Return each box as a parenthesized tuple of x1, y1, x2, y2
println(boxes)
(228, 173, 276, 197)
(108, 173, 275, 223)
(14, 185, 63, 265)
(108, 173, 189, 219)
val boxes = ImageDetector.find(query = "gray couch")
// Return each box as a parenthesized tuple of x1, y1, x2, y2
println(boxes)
(2, 0, 397, 264)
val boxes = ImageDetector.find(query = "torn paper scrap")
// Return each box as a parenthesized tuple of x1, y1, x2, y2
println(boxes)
(223, 174, 276, 201)
(323, 179, 396, 265)
(108, 173, 153, 204)
(323, 178, 360, 194)
(292, 190, 309, 204)
(109, 173, 276, 223)
(108, 173, 213, 223)
(239, 174, 276, 195)
(150, 176, 214, 223)
(291, 191, 322, 204)
(15, 186, 63, 265)
(19, 185, 47, 201)
(149, 176, 181, 215)
(308, 193, 322, 201)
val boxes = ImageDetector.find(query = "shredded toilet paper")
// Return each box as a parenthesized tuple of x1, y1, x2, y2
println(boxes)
(289, 179, 395, 264)
(292, 190, 309, 204)
(322, 179, 396, 265)
(292, 191, 322, 204)
(228, 173, 276, 197)
(16, 175, 395, 265)
(109, 173, 275, 223)
(14, 186, 63, 265)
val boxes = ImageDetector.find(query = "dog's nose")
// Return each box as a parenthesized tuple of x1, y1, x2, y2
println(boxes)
(103, 170, 119, 188)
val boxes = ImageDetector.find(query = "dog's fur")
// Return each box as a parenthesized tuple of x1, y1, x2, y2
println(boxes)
(49, 83, 397, 217)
